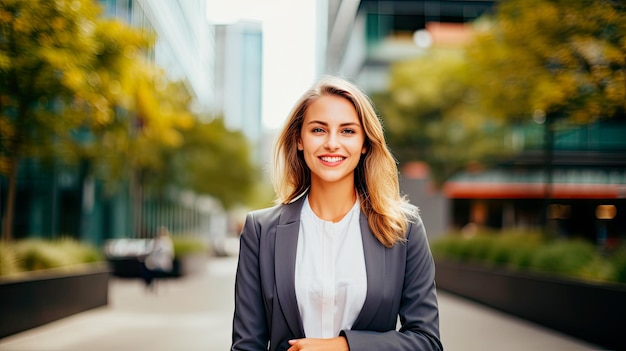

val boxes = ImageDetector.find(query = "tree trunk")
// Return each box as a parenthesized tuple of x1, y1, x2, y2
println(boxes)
(131, 168, 143, 238)
(544, 114, 554, 201)
(543, 113, 555, 234)
(2, 155, 18, 241)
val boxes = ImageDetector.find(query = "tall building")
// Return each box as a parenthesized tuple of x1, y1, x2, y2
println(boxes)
(214, 20, 263, 158)
(99, 0, 215, 113)
(320, 0, 496, 91)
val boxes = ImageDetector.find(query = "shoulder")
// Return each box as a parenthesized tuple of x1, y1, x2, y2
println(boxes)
(397, 203, 429, 250)
(246, 195, 306, 226)
(407, 215, 426, 240)
(246, 204, 284, 227)
(399, 202, 423, 236)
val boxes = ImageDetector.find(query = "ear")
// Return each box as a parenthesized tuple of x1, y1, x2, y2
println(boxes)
(297, 138, 303, 151)
(361, 145, 367, 154)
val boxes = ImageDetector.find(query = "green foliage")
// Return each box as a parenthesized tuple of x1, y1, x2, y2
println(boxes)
(0, 238, 103, 276)
(89, 73, 258, 210)
(0, 0, 151, 169)
(608, 244, 626, 283)
(0, 242, 20, 275)
(487, 230, 544, 269)
(91, 73, 196, 188)
(431, 229, 545, 267)
(529, 239, 598, 276)
(430, 235, 463, 260)
(374, 49, 513, 186)
(0, 0, 151, 240)
(167, 118, 257, 209)
(431, 229, 624, 284)
(246, 180, 278, 210)
(467, 0, 626, 123)
(171, 236, 207, 258)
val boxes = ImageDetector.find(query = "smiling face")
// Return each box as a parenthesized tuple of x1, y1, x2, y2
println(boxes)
(297, 94, 367, 188)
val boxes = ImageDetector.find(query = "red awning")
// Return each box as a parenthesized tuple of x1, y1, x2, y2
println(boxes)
(443, 169, 626, 199)
(443, 182, 624, 199)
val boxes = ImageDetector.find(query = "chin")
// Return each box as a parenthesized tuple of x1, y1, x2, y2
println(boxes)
(314, 173, 354, 185)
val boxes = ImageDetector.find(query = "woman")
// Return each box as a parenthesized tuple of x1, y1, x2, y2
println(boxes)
(142, 226, 174, 291)
(231, 76, 442, 351)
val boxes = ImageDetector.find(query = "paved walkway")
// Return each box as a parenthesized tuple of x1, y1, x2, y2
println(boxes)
(0, 256, 605, 351)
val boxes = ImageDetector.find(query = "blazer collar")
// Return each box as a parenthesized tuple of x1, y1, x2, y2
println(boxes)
(274, 195, 386, 335)
(278, 194, 307, 225)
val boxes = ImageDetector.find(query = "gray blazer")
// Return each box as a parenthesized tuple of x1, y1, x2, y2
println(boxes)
(231, 196, 443, 351)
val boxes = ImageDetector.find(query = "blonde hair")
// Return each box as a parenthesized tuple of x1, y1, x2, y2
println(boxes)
(273, 76, 417, 247)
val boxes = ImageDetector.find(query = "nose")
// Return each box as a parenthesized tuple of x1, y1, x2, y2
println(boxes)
(325, 133, 339, 150)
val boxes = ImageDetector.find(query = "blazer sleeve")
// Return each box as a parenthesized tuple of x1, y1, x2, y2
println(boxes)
(231, 212, 269, 350)
(341, 218, 443, 351)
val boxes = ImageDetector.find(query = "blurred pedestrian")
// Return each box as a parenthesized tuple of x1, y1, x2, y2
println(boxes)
(231, 76, 442, 350)
(142, 226, 175, 291)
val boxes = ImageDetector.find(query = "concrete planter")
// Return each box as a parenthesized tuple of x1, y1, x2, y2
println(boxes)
(0, 263, 110, 339)
(435, 260, 626, 350)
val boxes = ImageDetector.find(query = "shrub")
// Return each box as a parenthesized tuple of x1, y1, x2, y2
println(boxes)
(577, 255, 616, 283)
(0, 243, 20, 276)
(486, 230, 544, 269)
(430, 229, 624, 285)
(610, 245, 626, 284)
(431, 234, 464, 261)
(529, 239, 597, 277)
(0, 238, 104, 276)
(462, 234, 496, 262)
(172, 236, 207, 258)
(14, 240, 72, 271)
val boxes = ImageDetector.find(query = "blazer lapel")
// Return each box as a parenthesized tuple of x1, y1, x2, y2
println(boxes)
(274, 196, 306, 337)
(352, 212, 385, 329)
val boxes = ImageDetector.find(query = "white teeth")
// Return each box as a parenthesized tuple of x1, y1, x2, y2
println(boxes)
(321, 156, 343, 163)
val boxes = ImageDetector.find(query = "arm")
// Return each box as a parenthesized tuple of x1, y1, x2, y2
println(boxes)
(231, 212, 269, 350)
(341, 218, 443, 351)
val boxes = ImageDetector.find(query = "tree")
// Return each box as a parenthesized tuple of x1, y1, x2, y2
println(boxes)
(168, 118, 257, 210)
(0, 0, 150, 240)
(467, 0, 626, 124)
(83, 64, 197, 236)
(374, 48, 511, 186)
(89, 65, 256, 215)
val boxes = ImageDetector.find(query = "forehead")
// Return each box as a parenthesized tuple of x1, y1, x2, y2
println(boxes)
(303, 94, 360, 124)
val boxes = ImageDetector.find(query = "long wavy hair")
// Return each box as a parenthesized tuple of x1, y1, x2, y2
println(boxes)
(273, 75, 417, 247)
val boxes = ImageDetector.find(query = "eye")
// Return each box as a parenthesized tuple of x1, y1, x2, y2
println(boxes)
(342, 128, 356, 134)
(312, 127, 325, 133)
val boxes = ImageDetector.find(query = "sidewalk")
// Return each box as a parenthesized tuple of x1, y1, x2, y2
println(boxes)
(0, 256, 604, 351)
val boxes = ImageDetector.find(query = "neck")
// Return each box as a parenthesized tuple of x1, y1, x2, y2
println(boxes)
(308, 180, 357, 222)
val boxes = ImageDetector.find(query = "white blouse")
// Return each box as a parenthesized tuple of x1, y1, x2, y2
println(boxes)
(295, 196, 367, 338)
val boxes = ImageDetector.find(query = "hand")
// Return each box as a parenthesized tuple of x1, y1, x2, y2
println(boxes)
(287, 336, 349, 351)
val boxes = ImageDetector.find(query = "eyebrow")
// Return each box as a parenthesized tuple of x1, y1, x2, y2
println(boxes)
(306, 120, 362, 128)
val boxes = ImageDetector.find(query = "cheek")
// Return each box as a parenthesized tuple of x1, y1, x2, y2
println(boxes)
(355, 138, 367, 154)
